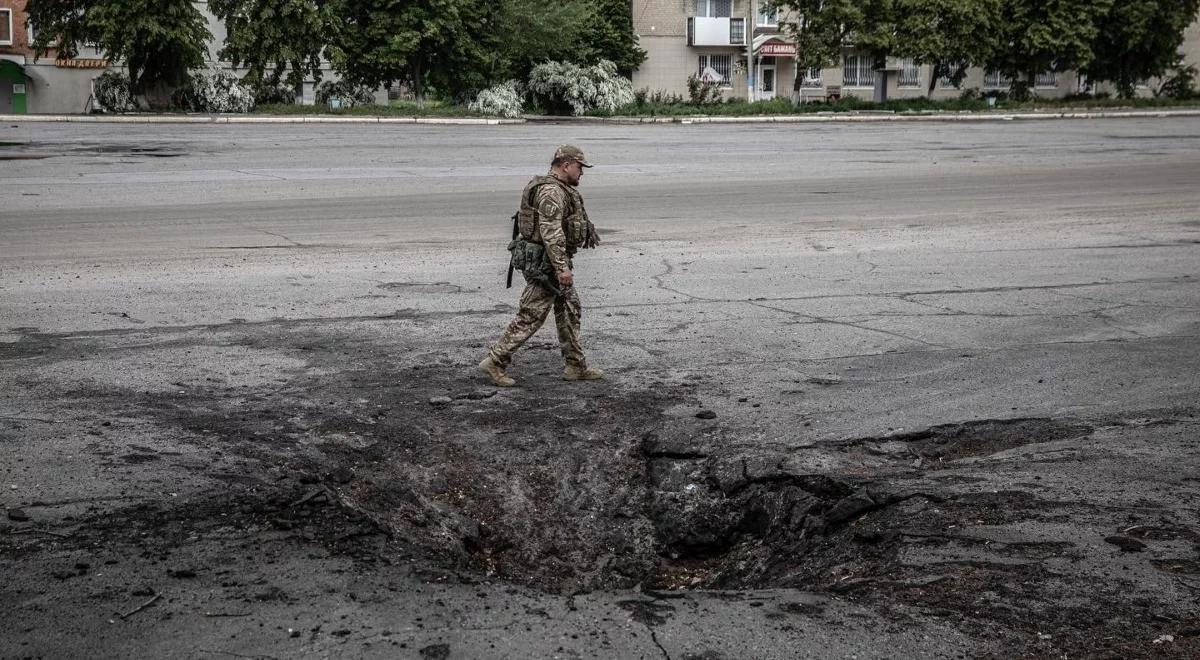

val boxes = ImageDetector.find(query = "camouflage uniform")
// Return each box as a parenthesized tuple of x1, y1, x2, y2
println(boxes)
(486, 146, 597, 375)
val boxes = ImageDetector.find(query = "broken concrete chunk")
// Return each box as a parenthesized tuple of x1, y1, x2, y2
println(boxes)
(428, 396, 453, 405)
(1104, 535, 1147, 552)
(822, 491, 878, 525)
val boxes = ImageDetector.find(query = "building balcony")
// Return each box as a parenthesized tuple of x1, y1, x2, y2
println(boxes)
(687, 17, 747, 47)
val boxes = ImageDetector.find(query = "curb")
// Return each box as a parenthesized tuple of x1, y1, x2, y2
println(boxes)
(540, 109, 1200, 124)
(0, 114, 524, 125)
(3, 109, 1199, 125)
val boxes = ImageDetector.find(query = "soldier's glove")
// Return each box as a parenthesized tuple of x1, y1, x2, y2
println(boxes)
(584, 225, 601, 249)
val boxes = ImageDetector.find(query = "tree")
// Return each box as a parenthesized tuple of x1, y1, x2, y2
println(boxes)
(484, 0, 593, 86)
(1082, 0, 1200, 98)
(890, 0, 1003, 97)
(986, 0, 1114, 99)
(776, 0, 862, 78)
(327, 0, 488, 103)
(208, 0, 333, 93)
(26, 0, 211, 105)
(579, 0, 646, 77)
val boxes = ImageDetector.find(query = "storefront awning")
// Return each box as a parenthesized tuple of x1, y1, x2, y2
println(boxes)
(753, 36, 797, 57)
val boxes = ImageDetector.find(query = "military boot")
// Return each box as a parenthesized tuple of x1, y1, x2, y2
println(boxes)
(479, 356, 516, 387)
(563, 365, 604, 381)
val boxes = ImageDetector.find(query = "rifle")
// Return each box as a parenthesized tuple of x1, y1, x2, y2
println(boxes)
(506, 212, 519, 289)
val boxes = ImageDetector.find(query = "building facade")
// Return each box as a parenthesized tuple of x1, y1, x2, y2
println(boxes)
(632, 0, 1200, 103)
(0, 0, 335, 114)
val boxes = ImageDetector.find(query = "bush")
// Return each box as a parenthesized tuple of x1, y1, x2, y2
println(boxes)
(179, 70, 256, 113)
(527, 60, 635, 116)
(315, 79, 376, 108)
(253, 83, 298, 106)
(468, 80, 525, 117)
(93, 71, 136, 113)
(686, 74, 723, 105)
(1157, 64, 1198, 100)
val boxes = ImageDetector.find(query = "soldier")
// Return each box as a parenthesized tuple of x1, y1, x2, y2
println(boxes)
(479, 145, 603, 387)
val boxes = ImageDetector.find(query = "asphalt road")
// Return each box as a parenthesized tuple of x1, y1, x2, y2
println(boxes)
(2, 118, 1200, 658)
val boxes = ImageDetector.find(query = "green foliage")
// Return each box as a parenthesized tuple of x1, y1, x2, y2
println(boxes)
(327, 0, 495, 103)
(186, 70, 258, 113)
(207, 0, 332, 93)
(27, 0, 211, 99)
(775, 0, 860, 73)
(891, 0, 1004, 94)
(93, 71, 136, 113)
(686, 74, 724, 105)
(578, 0, 646, 77)
(775, 0, 1001, 96)
(987, 0, 1114, 97)
(487, 0, 593, 85)
(600, 93, 1200, 118)
(1082, 0, 1200, 98)
(315, 79, 376, 107)
(1157, 61, 1199, 99)
(253, 100, 488, 116)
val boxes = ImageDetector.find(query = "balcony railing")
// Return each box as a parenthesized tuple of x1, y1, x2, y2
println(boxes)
(687, 17, 746, 47)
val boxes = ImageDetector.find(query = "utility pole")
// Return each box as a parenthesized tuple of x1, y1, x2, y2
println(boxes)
(746, 0, 755, 102)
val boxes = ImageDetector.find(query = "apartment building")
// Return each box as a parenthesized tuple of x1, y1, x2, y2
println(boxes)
(632, 0, 1200, 102)
(633, 0, 794, 101)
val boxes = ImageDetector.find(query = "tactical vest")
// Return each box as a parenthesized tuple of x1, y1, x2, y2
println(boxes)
(517, 175, 593, 251)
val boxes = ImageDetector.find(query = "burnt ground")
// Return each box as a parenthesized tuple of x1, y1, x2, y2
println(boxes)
(3, 315, 1199, 659)
(4, 119, 1200, 658)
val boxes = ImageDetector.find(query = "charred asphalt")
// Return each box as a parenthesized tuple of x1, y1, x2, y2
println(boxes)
(2, 119, 1200, 658)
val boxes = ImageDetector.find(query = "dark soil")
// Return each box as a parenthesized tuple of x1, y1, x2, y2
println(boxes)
(4, 321, 1200, 658)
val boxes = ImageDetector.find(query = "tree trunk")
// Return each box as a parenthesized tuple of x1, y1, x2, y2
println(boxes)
(412, 63, 425, 107)
(873, 52, 887, 103)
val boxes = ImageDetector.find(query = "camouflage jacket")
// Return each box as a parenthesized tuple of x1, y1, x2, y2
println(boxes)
(517, 173, 591, 273)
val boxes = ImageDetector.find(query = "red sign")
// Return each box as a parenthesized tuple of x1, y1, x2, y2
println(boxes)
(759, 42, 797, 57)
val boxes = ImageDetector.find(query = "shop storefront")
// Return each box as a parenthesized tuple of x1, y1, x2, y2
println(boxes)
(751, 36, 796, 101)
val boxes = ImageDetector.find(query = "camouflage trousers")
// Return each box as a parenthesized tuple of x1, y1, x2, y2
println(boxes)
(488, 278, 585, 369)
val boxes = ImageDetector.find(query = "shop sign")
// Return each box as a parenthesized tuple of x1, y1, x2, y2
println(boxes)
(55, 58, 109, 69)
(759, 42, 797, 57)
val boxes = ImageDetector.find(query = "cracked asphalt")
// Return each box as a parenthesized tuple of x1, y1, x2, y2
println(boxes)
(2, 118, 1200, 659)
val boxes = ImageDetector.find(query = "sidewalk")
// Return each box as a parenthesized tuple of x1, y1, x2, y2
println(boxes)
(3, 108, 1200, 125)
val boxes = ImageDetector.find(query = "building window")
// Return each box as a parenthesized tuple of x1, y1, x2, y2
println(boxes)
(696, 0, 732, 18)
(843, 52, 875, 88)
(730, 17, 746, 45)
(1035, 70, 1057, 88)
(698, 54, 733, 86)
(938, 62, 964, 89)
(983, 70, 1012, 88)
(1, 9, 14, 46)
(898, 59, 921, 88)
(757, 2, 779, 27)
(801, 66, 822, 87)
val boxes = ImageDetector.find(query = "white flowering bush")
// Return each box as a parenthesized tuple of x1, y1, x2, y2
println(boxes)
(185, 70, 256, 113)
(94, 71, 136, 113)
(315, 79, 376, 108)
(527, 60, 634, 116)
(468, 80, 525, 117)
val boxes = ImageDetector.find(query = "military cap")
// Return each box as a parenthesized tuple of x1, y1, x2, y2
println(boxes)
(554, 144, 593, 167)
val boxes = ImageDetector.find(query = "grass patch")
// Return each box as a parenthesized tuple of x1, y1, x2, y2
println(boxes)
(590, 94, 1200, 117)
(253, 101, 490, 118)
